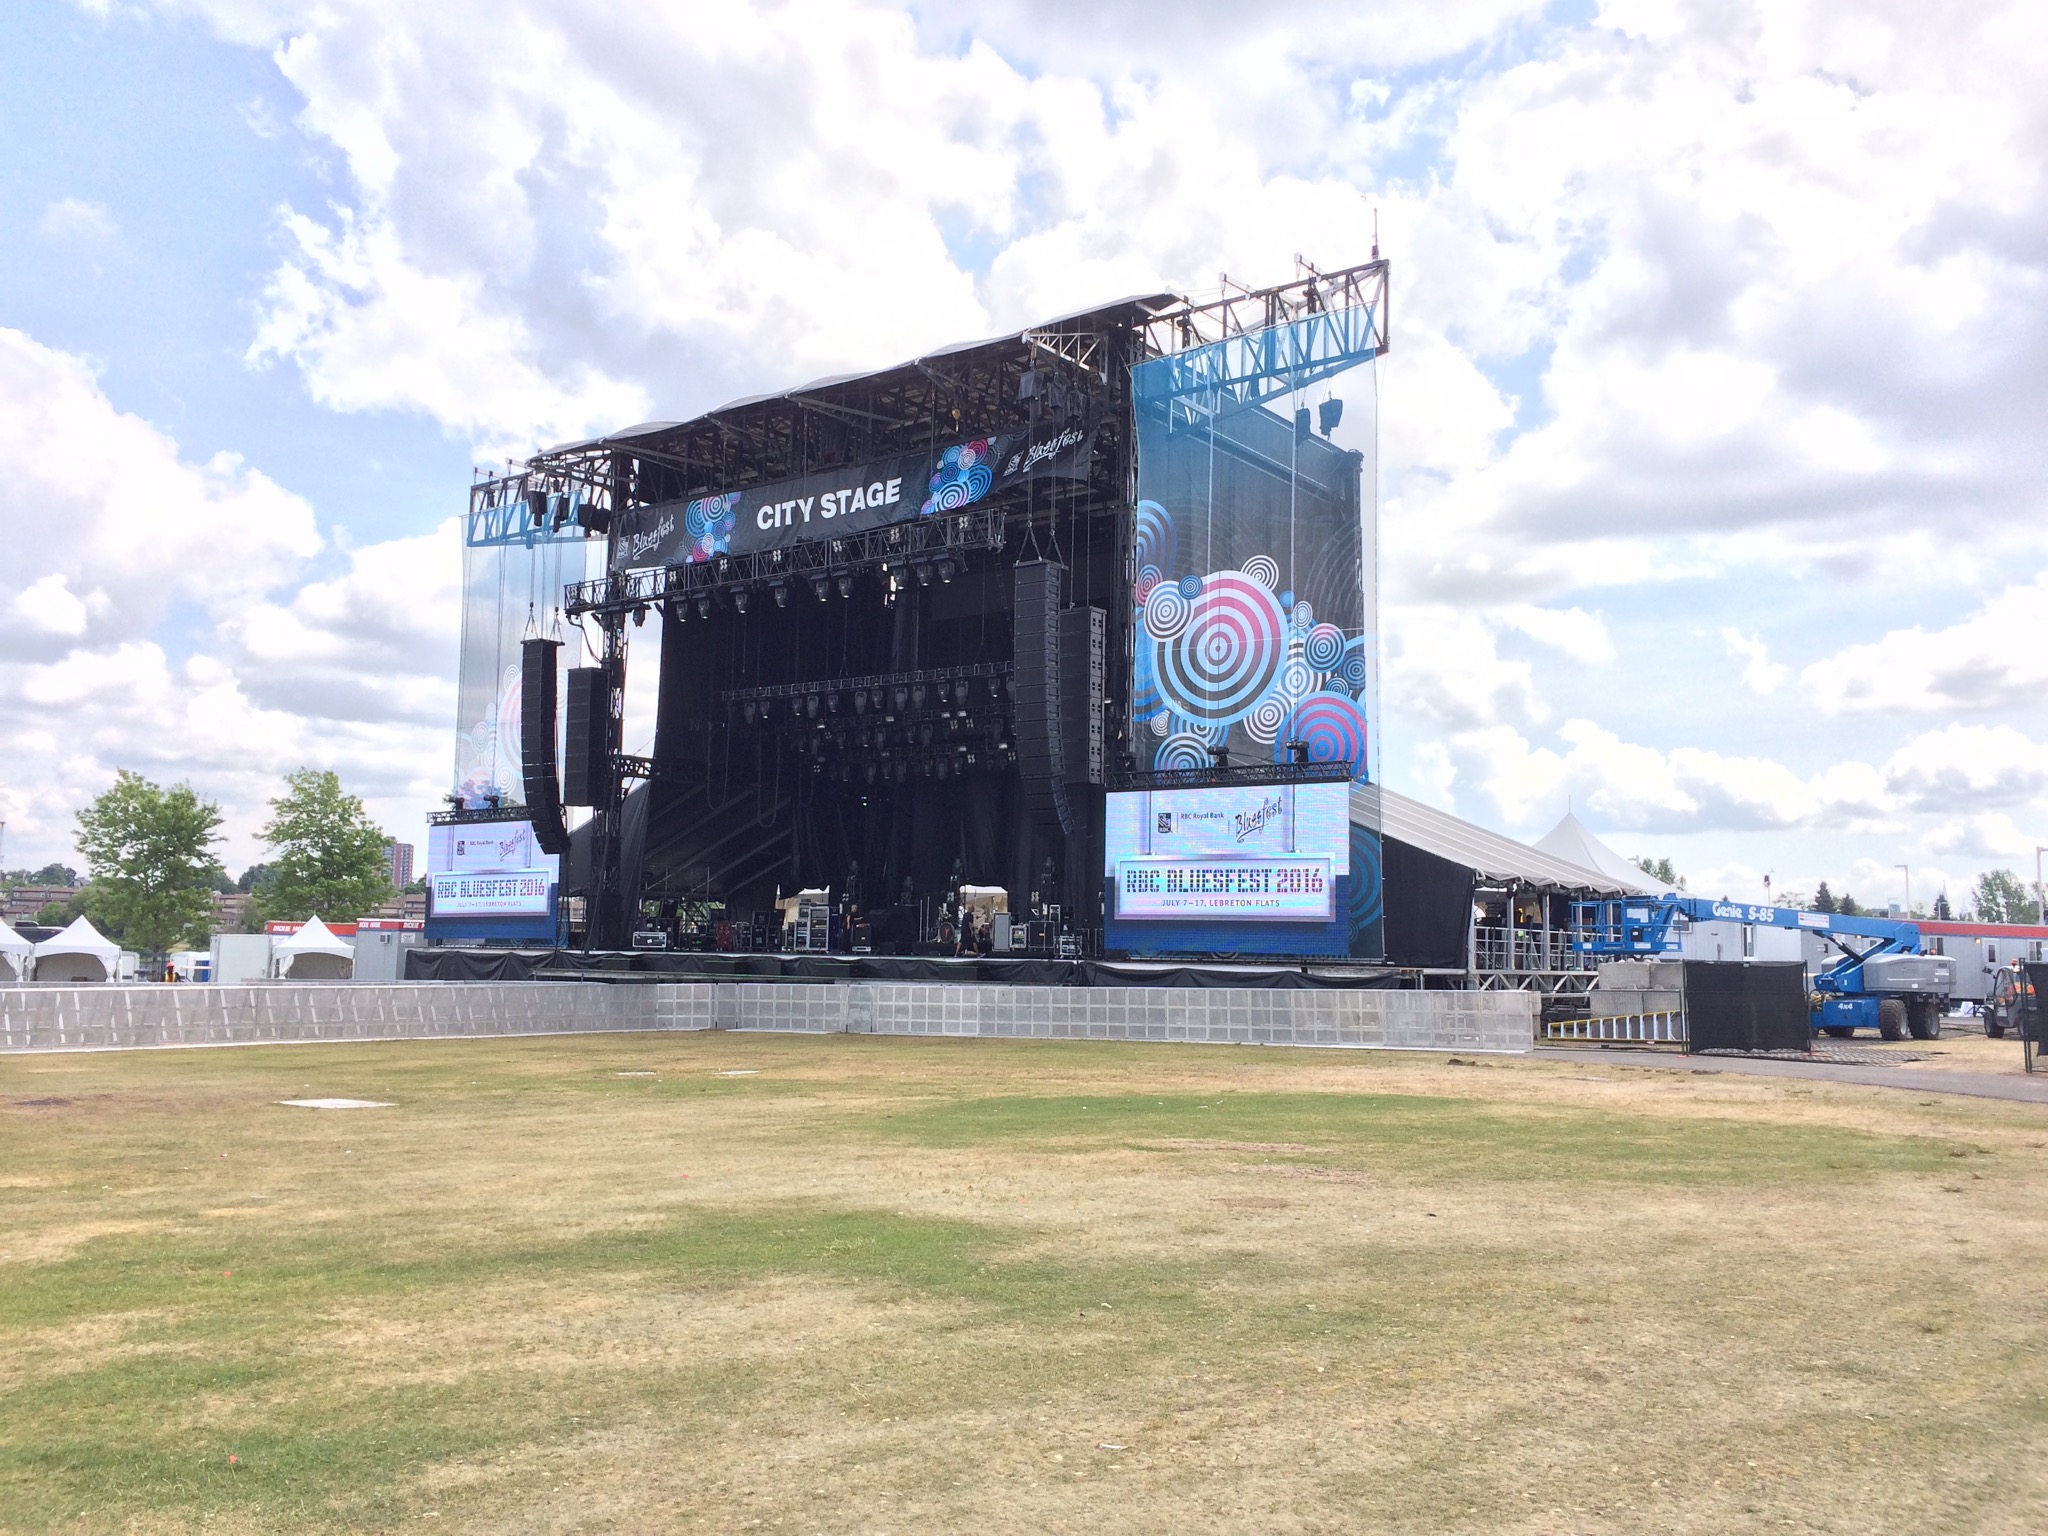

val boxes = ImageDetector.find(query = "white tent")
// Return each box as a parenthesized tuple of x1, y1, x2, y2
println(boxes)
(272, 916, 354, 979)
(0, 920, 34, 983)
(33, 915, 123, 983)
(1533, 812, 1658, 894)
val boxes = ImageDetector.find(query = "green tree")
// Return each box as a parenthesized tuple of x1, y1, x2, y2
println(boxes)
(1633, 856, 1686, 889)
(1837, 892, 1862, 916)
(1812, 881, 1837, 914)
(73, 771, 226, 958)
(1970, 868, 2042, 925)
(255, 769, 392, 923)
(1933, 890, 1953, 920)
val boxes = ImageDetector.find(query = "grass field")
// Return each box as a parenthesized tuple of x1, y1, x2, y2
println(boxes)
(4, 1033, 2047, 1534)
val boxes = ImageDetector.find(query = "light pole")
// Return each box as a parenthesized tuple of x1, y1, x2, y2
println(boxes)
(1898, 863, 1910, 918)
(2036, 846, 2046, 923)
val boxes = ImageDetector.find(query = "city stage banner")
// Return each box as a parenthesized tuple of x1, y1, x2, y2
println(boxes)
(608, 423, 1093, 574)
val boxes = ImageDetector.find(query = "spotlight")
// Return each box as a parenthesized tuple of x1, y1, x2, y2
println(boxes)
(936, 557, 957, 583)
(772, 581, 790, 609)
(811, 575, 831, 603)
(853, 690, 868, 716)
(806, 693, 821, 719)
(733, 587, 750, 614)
(919, 721, 934, 747)
(835, 570, 853, 599)
(743, 700, 758, 725)
(912, 684, 927, 710)
(632, 604, 648, 627)
(892, 686, 909, 714)
(827, 692, 842, 717)
(915, 561, 934, 587)
(669, 601, 686, 625)
(953, 679, 969, 706)
(697, 596, 712, 620)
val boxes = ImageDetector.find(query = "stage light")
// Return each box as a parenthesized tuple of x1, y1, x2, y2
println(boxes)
(669, 601, 686, 625)
(827, 692, 842, 716)
(864, 763, 877, 785)
(919, 721, 934, 747)
(915, 561, 934, 587)
(953, 679, 969, 706)
(936, 557, 957, 583)
(743, 701, 758, 725)
(1318, 397, 1345, 436)
(835, 570, 854, 598)
(853, 690, 867, 716)
(893, 686, 909, 713)
(733, 587, 750, 614)
(805, 693, 820, 719)
(912, 684, 927, 710)
(632, 604, 648, 627)
(937, 760, 949, 781)
(696, 596, 712, 620)
(771, 581, 790, 609)
(811, 575, 830, 602)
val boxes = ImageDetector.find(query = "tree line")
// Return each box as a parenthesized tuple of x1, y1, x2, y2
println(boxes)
(14, 769, 400, 959)
(1631, 855, 2041, 924)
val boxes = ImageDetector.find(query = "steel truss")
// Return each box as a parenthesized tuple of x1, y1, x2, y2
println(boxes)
(1134, 260, 1389, 431)
(563, 506, 1006, 619)
(1107, 762, 1356, 792)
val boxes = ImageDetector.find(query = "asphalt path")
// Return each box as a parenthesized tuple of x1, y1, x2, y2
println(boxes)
(1532, 1046, 2048, 1106)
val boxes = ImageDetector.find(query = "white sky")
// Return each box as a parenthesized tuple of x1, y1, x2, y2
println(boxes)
(2, 0, 2045, 911)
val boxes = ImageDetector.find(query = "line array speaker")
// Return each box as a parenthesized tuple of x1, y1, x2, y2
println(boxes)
(519, 638, 571, 855)
(1057, 605, 1104, 787)
(563, 666, 609, 808)
(1011, 561, 1071, 834)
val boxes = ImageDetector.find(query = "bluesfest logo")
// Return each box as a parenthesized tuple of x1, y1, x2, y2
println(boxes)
(621, 509, 676, 565)
(1007, 423, 1087, 478)
(1233, 794, 1286, 843)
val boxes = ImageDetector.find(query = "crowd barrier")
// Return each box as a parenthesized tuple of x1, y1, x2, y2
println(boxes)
(0, 981, 1534, 1055)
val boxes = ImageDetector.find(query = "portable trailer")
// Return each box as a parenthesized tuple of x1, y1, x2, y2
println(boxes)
(1571, 897, 1955, 1041)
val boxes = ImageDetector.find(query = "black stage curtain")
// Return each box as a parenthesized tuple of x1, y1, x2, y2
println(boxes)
(403, 948, 1407, 989)
(1381, 837, 1474, 970)
(1682, 961, 1809, 1052)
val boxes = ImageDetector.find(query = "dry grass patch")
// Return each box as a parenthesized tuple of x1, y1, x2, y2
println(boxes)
(2, 1031, 2046, 1534)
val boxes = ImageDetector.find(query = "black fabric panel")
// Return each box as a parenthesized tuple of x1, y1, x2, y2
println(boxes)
(2021, 963, 2048, 1042)
(1682, 961, 1810, 1052)
(402, 948, 1406, 989)
(1380, 836, 1473, 969)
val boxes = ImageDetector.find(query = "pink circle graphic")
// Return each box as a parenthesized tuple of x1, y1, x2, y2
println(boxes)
(1154, 570, 1285, 725)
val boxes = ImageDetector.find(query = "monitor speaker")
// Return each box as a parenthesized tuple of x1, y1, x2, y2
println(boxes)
(1011, 562, 1071, 833)
(519, 638, 570, 856)
(563, 666, 610, 807)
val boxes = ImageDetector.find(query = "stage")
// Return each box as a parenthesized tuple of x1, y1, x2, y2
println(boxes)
(447, 260, 1392, 965)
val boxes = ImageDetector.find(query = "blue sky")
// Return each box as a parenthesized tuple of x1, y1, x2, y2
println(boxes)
(3, 0, 2046, 917)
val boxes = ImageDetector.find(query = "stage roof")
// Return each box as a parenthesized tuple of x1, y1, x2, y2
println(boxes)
(538, 293, 1180, 459)
(1353, 784, 1648, 895)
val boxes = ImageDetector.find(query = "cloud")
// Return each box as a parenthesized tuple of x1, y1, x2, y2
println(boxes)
(37, 197, 117, 243)
(1802, 571, 2048, 715)
(1721, 628, 1787, 695)
(0, 328, 459, 871)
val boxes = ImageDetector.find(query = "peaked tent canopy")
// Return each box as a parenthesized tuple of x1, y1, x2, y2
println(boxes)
(273, 916, 354, 979)
(33, 915, 123, 983)
(1532, 813, 1659, 894)
(0, 920, 32, 982)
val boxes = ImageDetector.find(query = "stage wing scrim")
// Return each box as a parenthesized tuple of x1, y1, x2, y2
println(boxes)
(1129, 314, 1381, 957)
(453, 536, 592, 807)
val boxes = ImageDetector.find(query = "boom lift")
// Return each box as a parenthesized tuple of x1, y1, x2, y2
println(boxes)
(1571, 897, 1955, 1041)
